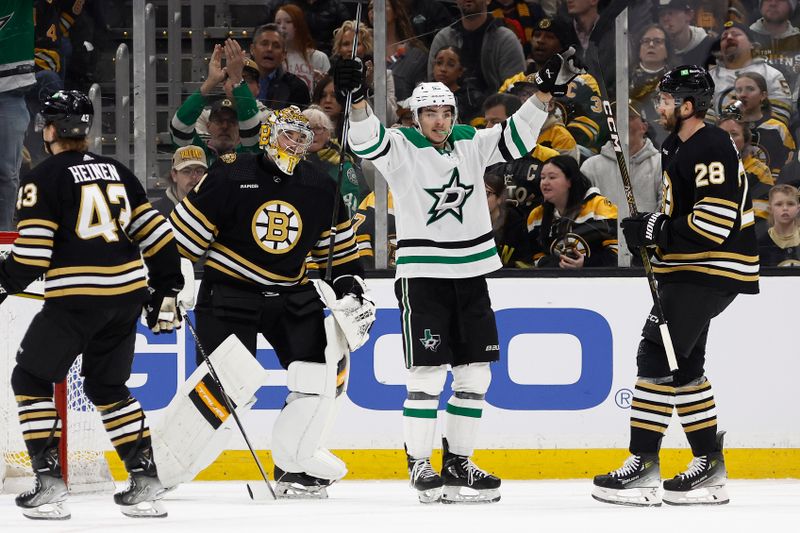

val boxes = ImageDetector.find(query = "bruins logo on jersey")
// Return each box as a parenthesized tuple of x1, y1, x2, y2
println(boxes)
(550, 232, 591, 259)
(252, 200, 303, 254)
(220, 152, 237, 164)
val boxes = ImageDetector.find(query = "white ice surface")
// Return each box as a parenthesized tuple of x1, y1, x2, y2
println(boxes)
(2, 480, 799, 532)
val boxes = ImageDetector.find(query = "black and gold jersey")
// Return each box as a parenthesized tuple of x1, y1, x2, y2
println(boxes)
(170, 152, 363, 291)
(0, 150, 182, 306)
(655, 126, 759, 294)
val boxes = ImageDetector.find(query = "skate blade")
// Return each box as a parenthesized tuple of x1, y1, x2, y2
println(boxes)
(441, 486, 500, 504)
(591, 485, 662, 507)
(663, 485, 729, 506)
(415, 487, 443, 504)
(21, 502, 71, 520)
(274, 482, 329, 500)
(119, 500, 168, 518)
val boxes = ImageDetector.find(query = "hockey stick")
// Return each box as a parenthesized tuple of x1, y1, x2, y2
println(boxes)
(324, 0, 363, 282)
(180, 309, 277, 501)
(589, 50, 679, 372)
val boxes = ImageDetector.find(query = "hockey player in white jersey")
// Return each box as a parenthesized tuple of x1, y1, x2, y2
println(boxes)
(333, 49, 582, 504)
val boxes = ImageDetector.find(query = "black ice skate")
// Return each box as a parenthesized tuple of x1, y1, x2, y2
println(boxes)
(15, 448, 70, 520)
(274, 466, 335, 499)
(114, 448, 167, 518)
(592, 453, 661, 507)
(663, 431, 729, 506)
(440, 438, 500, 504)
(406, 449, 444, 504)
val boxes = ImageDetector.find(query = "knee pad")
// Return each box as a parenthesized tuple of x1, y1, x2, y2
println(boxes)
(82, 380, 130, 407)
(406, 365, 448, 396)
(451, 363, 491, 395)
(11, 365, 53, 397)
(272, 361, 346, 481)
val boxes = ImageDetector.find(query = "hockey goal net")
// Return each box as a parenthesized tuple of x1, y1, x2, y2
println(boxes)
(0, 231, 115, 494)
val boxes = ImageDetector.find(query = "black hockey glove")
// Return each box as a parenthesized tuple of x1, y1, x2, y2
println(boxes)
(621, 212, 669, 250)
(534, 47, 584, 97)
(143, 287, 182, 334)
(332, 58, 367, 105)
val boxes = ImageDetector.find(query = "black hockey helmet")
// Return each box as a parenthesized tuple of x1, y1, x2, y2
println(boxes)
(657, 65, 715, 113)
(36, 90, 93, 138)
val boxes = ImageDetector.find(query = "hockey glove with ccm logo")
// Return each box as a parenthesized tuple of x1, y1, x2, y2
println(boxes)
(144, 287, 182, 334)
(332, 58, 368, 105)
(316, 275, 377, 351)
(621, 212, 669, 250)
(534, 46, 584, 97)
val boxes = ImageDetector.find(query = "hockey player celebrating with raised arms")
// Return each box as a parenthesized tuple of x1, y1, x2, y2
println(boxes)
(168, 105, 374, 499)
(0, 90, 184, 519)
(592, 66, 759, 507)
(333, 49, 582, 504)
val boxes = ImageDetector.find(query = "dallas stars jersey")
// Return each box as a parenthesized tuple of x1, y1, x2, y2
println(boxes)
(654, 125, 759, 294)
(169, 152, 363, 290)
(0, 151, 182, 306)
(347, 96, 548, 278)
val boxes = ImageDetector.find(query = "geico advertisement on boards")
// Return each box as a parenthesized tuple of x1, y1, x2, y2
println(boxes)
(3, 277, 798, 449)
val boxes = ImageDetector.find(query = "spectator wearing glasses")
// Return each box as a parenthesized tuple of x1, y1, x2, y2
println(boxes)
(153, 146, 209, 217)
(630, 23, 674, 148)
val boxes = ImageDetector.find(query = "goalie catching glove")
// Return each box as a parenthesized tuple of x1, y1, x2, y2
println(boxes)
(144, 287, 182, 334)
(316, 275, 376, 351)
(534, 46, 584, 97)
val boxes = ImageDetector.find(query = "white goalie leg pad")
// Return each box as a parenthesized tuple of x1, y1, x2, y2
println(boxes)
(403, 365, 448, 459)
(151, 335, 268, 488)
(272, 317, 349, 481)
(444, 363, 491, 457)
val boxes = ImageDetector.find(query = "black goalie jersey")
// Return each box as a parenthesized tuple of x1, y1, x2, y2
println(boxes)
(169, 152, 363, 291)
(654, 125, 759, 294)
(0, 151, 182, 306)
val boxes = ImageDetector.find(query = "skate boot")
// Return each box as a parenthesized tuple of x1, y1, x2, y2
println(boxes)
(114, 448, 167, 518)
(15, 448, 70, 520)
(274, 466, 335, 499)
(440, 438, 500, 504)
(663, 431, 729, 506)
(406, 450, 444, 504)
(592, 453, 661, 507)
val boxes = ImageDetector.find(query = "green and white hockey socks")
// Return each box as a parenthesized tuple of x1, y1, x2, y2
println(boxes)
(403, 391, 439, 459)
(444, 391, 484, 457)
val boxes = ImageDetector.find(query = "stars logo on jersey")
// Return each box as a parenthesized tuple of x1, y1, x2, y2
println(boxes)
(424, 169, 474, 225)
(419, 329, 441, 352)
(252, 200, 303, 254)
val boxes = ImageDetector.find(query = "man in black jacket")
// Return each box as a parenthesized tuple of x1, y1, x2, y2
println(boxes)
(250, 23, 311, 110)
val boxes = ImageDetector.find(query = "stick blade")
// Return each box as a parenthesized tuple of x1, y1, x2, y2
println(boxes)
(247, 482, 276, 502)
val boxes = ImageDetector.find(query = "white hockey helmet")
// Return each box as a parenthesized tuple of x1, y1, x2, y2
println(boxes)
(259, 105, 314, 175)
(409, 82, 458, 136)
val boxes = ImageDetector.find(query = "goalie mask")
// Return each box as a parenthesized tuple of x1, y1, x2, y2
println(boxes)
(408, 82, 458, 140)
(259, 106, 314, 175)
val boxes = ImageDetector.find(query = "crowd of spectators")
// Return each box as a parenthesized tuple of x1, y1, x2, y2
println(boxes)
(7, 0, 800, 271)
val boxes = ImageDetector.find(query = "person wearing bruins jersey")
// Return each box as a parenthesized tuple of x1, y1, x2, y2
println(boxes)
(526, 155, 618, 268)
(0, 91, 183, 520)
(169, 105, 372, 499)
(593, 66, 759, 508)
(337, 47, 582, 504)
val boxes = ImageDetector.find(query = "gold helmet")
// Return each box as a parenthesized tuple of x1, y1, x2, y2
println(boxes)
(259, 106, 314, 175)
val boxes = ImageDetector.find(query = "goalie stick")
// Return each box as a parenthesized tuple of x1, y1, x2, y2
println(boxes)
(181, 309, 276, 501)
(589, 48, 679, 372)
